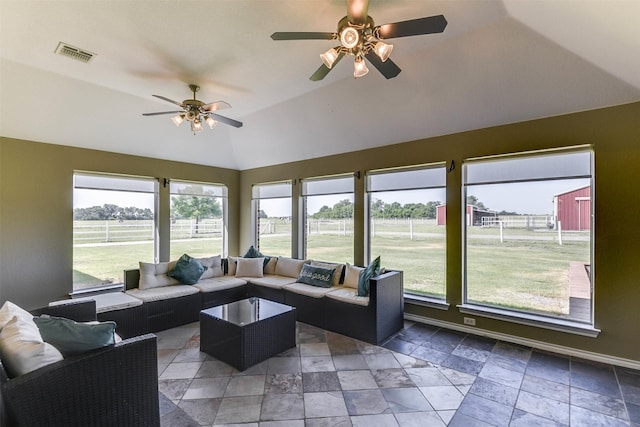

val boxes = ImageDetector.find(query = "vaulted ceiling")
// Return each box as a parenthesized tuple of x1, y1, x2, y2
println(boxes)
(1, 1, 639, 170)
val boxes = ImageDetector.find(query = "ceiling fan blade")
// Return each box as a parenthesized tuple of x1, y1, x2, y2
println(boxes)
(151, 94, 185, 108)
(208, 112, 243, 128)
(377, 15, 448, 39)
(142, 111, 183, 116)
(365, 52, 401, 79)
(271, 32, 335, 41)
(309, 53, 345, 81)
(202, 101, 231, 112)
(347, 0, 369, 25)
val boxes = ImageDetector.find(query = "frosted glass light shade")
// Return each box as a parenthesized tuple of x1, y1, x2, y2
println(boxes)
(374, 41, 393, 62)
(320, 48, 340, 68)
(171, 114, 184, 126)
(353, 57, 369, 78)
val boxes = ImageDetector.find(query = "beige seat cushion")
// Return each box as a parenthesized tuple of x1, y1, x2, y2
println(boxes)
(126, 285, 199, 302)
(193, 276, 248, 292)
(50, 292, 142, 314)
(343, 263, 364, 289)
(326, 287, 370, 306)
(310, 260, 345, 287)
(282, 282, 337, 298)
(248, 275, 298, 289)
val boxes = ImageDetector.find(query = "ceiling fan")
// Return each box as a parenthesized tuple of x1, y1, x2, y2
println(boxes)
(143, 84, 243, 134)
(271, 0, 447, 80)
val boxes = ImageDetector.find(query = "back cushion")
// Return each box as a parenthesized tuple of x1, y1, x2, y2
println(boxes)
(226, 256, 238, 276)
(199, 255, 223, 279)
(343, 263, 364, 289)
(139, 261, 180, 289)
(0, 301, 33, 330)
(0, 316, 63, 378)
(264, 257, 278, 275)
(274, 257, 309, 278)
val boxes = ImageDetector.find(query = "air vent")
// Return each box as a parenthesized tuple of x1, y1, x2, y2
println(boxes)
(54, 42, 96, 63)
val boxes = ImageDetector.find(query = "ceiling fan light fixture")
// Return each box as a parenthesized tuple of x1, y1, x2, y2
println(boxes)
(320, 47, 340, 69)
(340, 26, 360, 49)
(373, 41, 393, 62)
(191, 118, 203, 133)
(185, 109, 198, 122)
(171, 114, 185, 127)
(205, 116, 217, 129)
(353, 56, 369, 78)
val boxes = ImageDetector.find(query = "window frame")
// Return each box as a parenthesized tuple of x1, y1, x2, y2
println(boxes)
(460, 146, 598, 337)
(365, 163, 448, 307)
(72, 171, 159, 293)
(169, 179, 228, 258)
(251, 181, 293, 257)
(300, 174, 355, 262)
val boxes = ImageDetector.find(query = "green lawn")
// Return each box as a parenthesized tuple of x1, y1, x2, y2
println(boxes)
(73, 218, 590, 319)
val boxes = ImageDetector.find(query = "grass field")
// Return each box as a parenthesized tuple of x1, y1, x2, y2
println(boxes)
(74, 218, 590, 319)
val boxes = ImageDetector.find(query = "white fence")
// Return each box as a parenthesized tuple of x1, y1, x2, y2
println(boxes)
(481, 215, 554, 229)
(73, 219, 223, 244)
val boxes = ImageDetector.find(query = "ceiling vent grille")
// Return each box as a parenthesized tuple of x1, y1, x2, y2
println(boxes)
(54, 42, 96, 63)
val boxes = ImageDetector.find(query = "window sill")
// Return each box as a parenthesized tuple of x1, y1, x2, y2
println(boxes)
(458, 304, 600, 338)
(405, 294, 449, 310)
(70, 283, 125, 298)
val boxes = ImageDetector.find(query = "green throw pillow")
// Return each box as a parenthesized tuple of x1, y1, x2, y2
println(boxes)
(168, 253, 207, 285)
(296, 264, 335, 288)
(33, 315, 116, 356)
(357, 256, 381, 297)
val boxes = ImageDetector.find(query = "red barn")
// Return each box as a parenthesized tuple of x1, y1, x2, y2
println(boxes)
(553, 186, 591, 231)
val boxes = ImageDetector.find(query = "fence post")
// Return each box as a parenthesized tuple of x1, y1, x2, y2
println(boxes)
(558, 221, 563, 245)
(372, 218, 375, 238)
(105, 220, 109, 242)
(499, 220, 504, 243)
(409, 219, 414, 240)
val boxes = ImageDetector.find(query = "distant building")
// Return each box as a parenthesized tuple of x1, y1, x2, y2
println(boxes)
(436, 204, 497, 226)
(553, 186, 591, 231)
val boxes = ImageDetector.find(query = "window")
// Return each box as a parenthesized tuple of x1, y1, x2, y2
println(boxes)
(367, 164, 447, 300)
(302, 175, 354, 263)
(73, 172, 157, 292)
(252, 181, 292, 257)
(463, 148, 593, 326)
(170, 180, 227, 259)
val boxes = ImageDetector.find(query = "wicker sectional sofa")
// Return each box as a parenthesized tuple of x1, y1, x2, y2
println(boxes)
(0, 300, 160, 427)
(116, 255, 404, 345)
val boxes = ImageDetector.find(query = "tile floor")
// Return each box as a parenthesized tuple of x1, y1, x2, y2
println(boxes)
(156, 321, 640, 426)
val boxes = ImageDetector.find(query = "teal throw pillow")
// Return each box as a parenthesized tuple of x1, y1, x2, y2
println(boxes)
(243, 246, 263, 258)
(357, 256, 381, 297)
(168, 253, 207, 285)
(33, 315, 116, 356)
(243, 246, 271, 268)
(296, 264, 335, 288)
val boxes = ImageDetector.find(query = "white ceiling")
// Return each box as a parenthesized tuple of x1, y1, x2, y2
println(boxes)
(1, 0, 639, 170)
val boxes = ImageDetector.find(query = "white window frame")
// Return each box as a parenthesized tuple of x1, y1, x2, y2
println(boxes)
(251, 181, 292, 256)
(366, 163, 448, 308)
(460, 146, 598, 337)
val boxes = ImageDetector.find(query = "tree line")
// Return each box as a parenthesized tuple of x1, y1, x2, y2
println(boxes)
(74, 204, 154, 221)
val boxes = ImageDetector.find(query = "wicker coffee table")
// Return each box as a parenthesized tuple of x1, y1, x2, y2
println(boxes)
(200, 297, 296, 371)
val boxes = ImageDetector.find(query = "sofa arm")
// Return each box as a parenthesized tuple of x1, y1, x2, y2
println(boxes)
(2, 334, 160, 427)
(30, 299, 97, 322)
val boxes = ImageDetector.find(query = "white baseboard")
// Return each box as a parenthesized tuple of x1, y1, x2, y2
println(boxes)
(404, 313, 640, 371)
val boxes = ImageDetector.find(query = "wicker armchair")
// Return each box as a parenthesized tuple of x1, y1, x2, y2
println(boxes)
(0, 301, 160, 427)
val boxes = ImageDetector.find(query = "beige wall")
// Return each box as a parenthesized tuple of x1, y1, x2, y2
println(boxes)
(1, 102, 639, 361)
(239, 102, 640, 362)
(0, 138, 240, 308)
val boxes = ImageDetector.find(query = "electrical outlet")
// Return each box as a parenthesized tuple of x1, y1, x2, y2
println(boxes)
(463, 317, 476, 326)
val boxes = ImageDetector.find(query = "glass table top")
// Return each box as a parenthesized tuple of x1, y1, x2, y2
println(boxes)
(201, 297, 294, 327)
